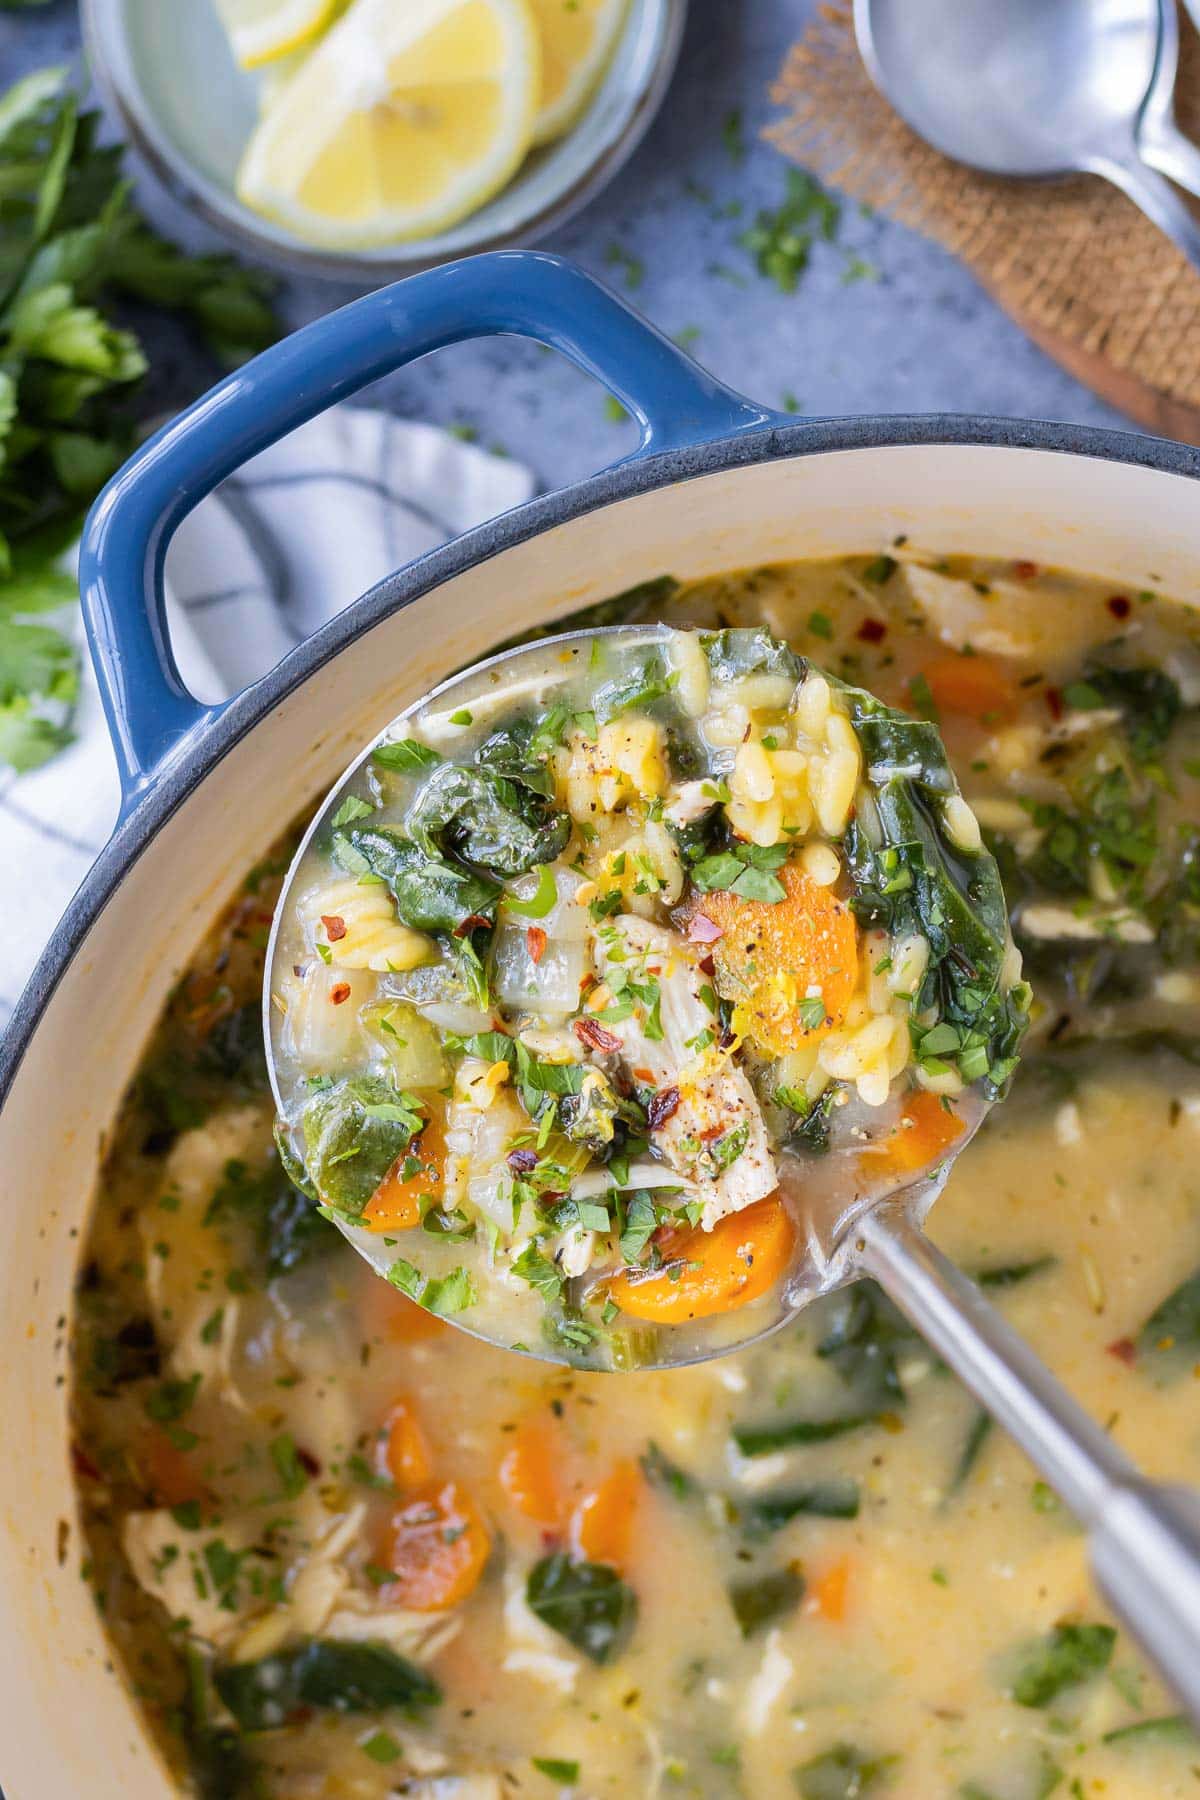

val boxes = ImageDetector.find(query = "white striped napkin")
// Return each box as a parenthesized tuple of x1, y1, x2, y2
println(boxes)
(0, 407, 534, 1031)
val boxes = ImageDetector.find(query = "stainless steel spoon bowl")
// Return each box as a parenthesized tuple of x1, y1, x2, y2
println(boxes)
(856, 0, 1200, 273)
(265, 625, 1200, 1719)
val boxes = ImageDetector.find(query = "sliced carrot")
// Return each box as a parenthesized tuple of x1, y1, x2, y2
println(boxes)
(608, 1193, 795, 1324)
(569, 1459, 641, 1570)
(809, 1555, 852, 1623)
(919, 653, 1020, 724)
(358, 1264, 448, 1342)
(362, 1108, 446, 1232)
(693, 863, 859, 1055)
(380, 1480, 491, 1611)
(380, 1398, 434, 1491)
(498, 1417, 566, 1529)
(861, 1088, 965, 1178)
(141, 1430, 206, 1509)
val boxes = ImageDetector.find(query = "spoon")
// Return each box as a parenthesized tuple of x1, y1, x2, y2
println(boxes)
(855, 0, 1200, 275)
(266, 624, 1200, 1720)
(1138, 0, 1200, 201)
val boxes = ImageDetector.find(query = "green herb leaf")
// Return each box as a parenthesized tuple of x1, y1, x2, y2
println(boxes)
(526, 1554, 637, 1662)
(214, 1639, 439, 1731)
(1009, 1622, 1116, 1708)
(795, 1742, 896, 1799)
(729, 1566, 805, 1636)
(372, 737, 442, 773)
(533, 1757, 581, 1783)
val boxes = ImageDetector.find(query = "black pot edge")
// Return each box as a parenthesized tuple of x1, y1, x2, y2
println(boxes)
(3, 410, 1198, 1113)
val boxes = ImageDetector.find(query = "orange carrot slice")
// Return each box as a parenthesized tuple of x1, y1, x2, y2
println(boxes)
(362, 1109, 446, 1232)
(861, 1088, 965, 1178)
(569, 1458, 641, 1570)
(381, 1398, 434, 1491)
(920, 653, 1020, 724)
(608, 1193, 795, 1323)
(694, 863, 859, 1055)
(381, 1480, 491, 1611)
(141, 1430, 206, 1509)
(809, 1555, 852, 1623)
(498, 1417, 566, 1529)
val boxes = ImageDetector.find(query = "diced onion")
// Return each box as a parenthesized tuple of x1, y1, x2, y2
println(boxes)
(491, 868, 589, 1016)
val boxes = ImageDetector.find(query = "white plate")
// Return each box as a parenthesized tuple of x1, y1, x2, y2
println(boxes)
(81, 0, 687, 279)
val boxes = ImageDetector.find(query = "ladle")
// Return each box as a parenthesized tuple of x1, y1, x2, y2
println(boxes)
(266, 625, 1200, 1720)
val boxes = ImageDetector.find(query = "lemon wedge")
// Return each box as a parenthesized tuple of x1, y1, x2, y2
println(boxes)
(215, 0, 342, 69)
(529, 0, 629, 146)
(236, 0, 541, 248)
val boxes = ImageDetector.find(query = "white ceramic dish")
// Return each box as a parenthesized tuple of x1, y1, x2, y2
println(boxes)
(3, 254, 1200, 1794)
(80, 0, 687, 279)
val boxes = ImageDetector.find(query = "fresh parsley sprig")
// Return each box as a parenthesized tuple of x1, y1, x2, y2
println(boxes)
(0, 67, 278, 771)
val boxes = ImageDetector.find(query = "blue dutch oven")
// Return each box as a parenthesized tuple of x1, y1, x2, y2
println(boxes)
(1, 250, 1199, 1796)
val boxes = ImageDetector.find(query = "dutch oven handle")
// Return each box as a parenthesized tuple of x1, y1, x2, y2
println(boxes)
(78, 249, 775, 814)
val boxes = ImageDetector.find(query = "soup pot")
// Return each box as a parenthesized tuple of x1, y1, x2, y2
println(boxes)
(2, 249, 1200, 1797)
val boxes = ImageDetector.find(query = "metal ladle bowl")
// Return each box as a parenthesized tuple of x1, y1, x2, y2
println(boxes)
(266, 625, 1200, 1718)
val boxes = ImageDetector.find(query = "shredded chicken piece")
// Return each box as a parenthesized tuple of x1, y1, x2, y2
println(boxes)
(590, 914, 777, 1229)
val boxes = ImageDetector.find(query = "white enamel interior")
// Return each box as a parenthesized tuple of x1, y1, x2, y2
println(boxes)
(1, 440, 1198, 1796)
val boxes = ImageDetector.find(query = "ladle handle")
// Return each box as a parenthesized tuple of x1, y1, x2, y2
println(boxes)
(858, 1204, 1200, 1724)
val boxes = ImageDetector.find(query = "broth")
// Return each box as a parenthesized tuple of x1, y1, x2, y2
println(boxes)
(72, 552, 1200, 1799)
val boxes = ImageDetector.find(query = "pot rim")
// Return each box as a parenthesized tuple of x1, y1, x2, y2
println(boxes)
(3, 410, 1197, 1109)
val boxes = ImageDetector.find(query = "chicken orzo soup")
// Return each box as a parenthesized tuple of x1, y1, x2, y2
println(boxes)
(266, 626, 1028, 1365)
(73, 552, 1200, 1799)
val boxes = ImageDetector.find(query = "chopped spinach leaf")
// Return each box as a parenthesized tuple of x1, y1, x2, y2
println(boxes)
(795, 1742, 896, 1799)
(1102, 1714, 1196, 1746)
(1008, 1622, 1116, 1708)
(946, 1408, 992, 1498)
(298, 1075, 423, 1215)
(701, 627, 804, 685)
(737, 1479, 860, 1536)
(338, 823, 500, 932)
(214, 1639, 439, 1731)
(729, 1565, 805, 1636)
(526, 1553, 637, 1663)
(733, 1412, 877, 1457)
(1137, 1267, 1200, 1375)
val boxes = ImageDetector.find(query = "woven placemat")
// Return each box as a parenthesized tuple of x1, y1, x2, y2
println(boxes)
(769, 1, 1200, 442)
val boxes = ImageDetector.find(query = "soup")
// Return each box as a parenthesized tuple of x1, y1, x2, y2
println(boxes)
(267, 624, 1026, 1365)
(72, 551, 1200, 1799)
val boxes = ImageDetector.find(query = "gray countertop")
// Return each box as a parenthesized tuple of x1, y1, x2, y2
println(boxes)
(8, 0, 1130, 493)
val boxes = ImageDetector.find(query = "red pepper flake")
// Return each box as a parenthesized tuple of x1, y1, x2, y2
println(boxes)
(71, 1442, 101, 1482)
(632, 1066, 655, 1083)
(698, 954, 716, 977)
(856, 617, 887, 644)
(1013, 559, 1039, 580)
(526, 925, 547, 965)
(296, 1446, 322, 1478)
(1045, 686, 1064, 722)
(687, 912, 724, 946)
(454, 913, 491, 937)
(1106, 594, 1132, 620)
(647, 1086, 681, 1131)
(329, 982, 352, 1006)
(507, 1148, 539, 1175)
(1106, 1336, 1137, 1366)
(574, 1017, 622, 1054)
(698, 1124, 724, 1143)
(321, 914, 347, 942)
